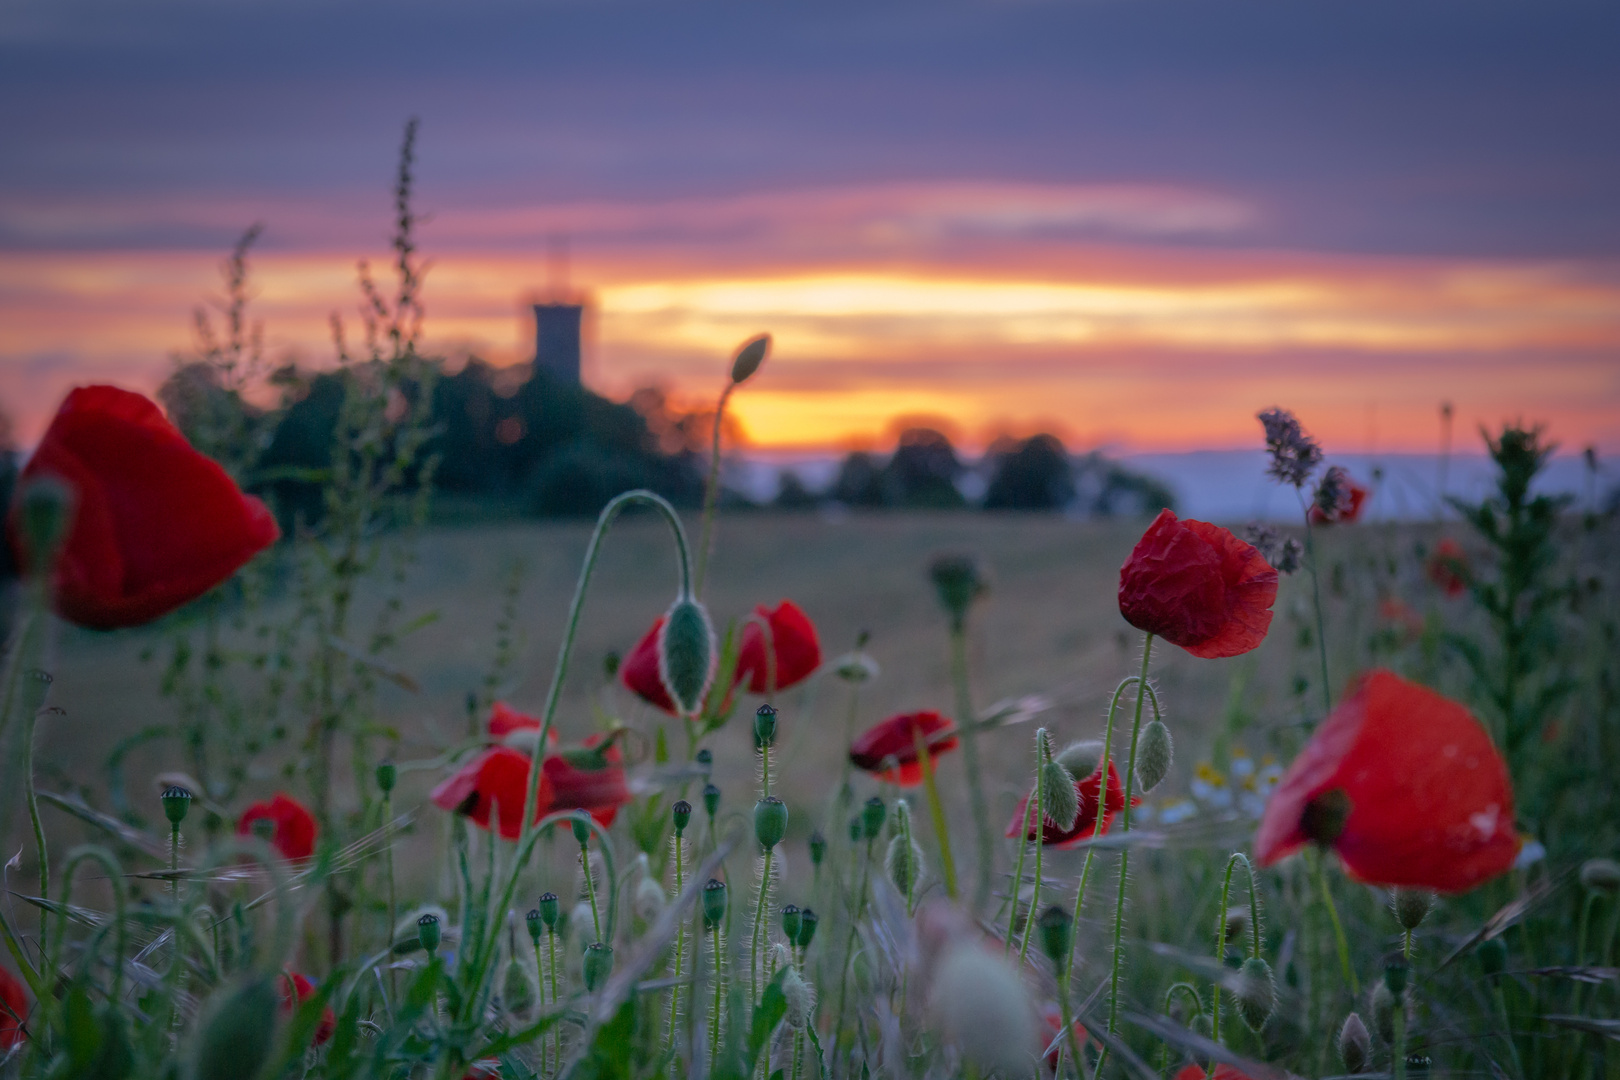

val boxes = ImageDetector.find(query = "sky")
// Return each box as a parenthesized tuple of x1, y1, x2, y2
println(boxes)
(2, 0, 1618, 453)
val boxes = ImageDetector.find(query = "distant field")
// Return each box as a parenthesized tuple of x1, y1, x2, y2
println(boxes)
(37, 510, 1394, 851)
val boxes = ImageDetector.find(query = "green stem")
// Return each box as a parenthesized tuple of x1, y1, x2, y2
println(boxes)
(694, 383, 735, 598)
(1019, 747, 1047, 965)
(549, 931, 561, 1075)
(948, 625, 994, 912)
(711, 923, 724, 1064)
(913, 723, 958, 900)
(835, 837, 875, 1048)
(1004, 797, 1034, 955)
(751, 848, 773, 1004)
(1211, 852, 1261, 1045)
(1393, 988, 1407, 1080)
(1059, 966, 1083, 1080)
(1302, 508, 1333, 715)
(582, 841, 603, 943)
(1314, 852, 1359, 995)
(668, 833, 687, 1052)
(384, 792, 397, 1001)
(1066, 673, 1140, 981)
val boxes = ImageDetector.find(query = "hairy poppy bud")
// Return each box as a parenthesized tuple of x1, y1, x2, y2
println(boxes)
(1391, 887, 1435, 931)
(191, 975, 277, 1080)
(754, 703, 779, 748)
(526, 908, 544, 945)
(861, 796, 886, 840)
(1371, 981, 1396, 1043)
(702, 878, 727, 929)
(672, 799, 692, 835)
(1055, 740, 1103, 781)
(927, 942, 1037, 1076)
(634, 875, 666, 921)
(417, 913, 442, 955)
(1039, 760, 1079, 832)
(1037, 905, 1073, 970)
(1339, 1012, 1371, 1073)
(571, 812, 591, 847)
(1223, 906, 1249, 945)
(1581, 858, 1620, 894)
(375, 759, 397, 795)
(1135, 720, 1173, 793)
(886, 832, 924, 899)
(702, 783, 721, 821)
(162, 785, 193, 827)
(1476, 936, 1506, 977)
(658, 597, 716, 716)
(730, 333, 771, 384)
(796, 907, 819, 949)
(539, 891, 560, 929)
(583, 942, 614, 991)
(755, 796, 788, 850)
(503, 958, 537, 1017)
(929, 553, 987, 630)
(1383, 953, 1409, 996)
(782, 966, 815, 1029)
(1236, 956, 1275, 1032)
(808, 830, 826, 867)
(781, 904, 802, 942)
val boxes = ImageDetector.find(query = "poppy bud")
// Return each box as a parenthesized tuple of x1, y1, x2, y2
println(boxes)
(781, 904, 802, 942)
(1383, 953, 1409, 996)
(755, 796, 788, 850)
(503, 958, 537, 1017)
(583, 942, 614, 991)
(1391, 887, 1435, 931)
(1476, 937, 1507, 977)
(658, 597, 716, 717)
(526, 908, 544, 945)
(695, 748, 713, 771)
(782, 966, 816, 1029)
(571, 812, 591, 847)
(1037, 905, 1073, 970)
(1300, 788, 1353, 846)
(886, 832, 924, 900)
(162, 785, 193, 827)
(1371, 981, 1397, 1044)
(375, 759, 397, 795)
(191, 975, 277, 1080)
(1236, 956, 1275, 1032)
(927, 941, 1038, 1077)
(672, 799, 692, 835)
(754, 703, 779, 748)
(1039, 760, 1079, 832)
(730, 333, 771, 384)
(1580, 858, 1620, 894)
(539, 891, 560, 929)
(1223, 906, 1249, 945)
(1338, 1012, 1371, 1073)
(928, 553, 987, 630)
(635, 875, 666, 921)
(702, 878, 727, 929)
(703, 783, 721, 821)
(18, 476, 75, 573)
(861, 796, 886, 840)
(417, 913, 442, 955)
(796, 907, 819, 949)
(1055, 740, 1103, 781)
(808, 830, 826, 867)
(1135, 720, 1173, 793)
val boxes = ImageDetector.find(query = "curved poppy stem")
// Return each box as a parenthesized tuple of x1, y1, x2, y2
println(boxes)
(1019, 729, 1051, 965)
(912, 723, 958, 901)
(1211, 852, 1261, 1045)
(694, 382, 735, 598)
(1065, 675, 1141, 982)
(52, 845, 127, 998)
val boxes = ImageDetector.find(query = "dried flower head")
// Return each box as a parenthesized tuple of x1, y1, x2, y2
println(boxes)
(1258, 407, 1323, 488)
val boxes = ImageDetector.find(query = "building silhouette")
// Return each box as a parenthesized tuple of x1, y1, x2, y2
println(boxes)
(532, 301, 583, 385)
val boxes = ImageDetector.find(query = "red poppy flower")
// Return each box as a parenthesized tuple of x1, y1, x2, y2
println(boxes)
(279, 973, 336, 1046)
(735, 600, 822, 693)
(489, 700, 543, 740)
(1005, 762, 1133, 848)
(1377, 597, 1424, 640)
(483, 703, 631, 827)
(1307, 480, 1370, 525)
(1118, 509, 1278, 659)
(621, 617, 680, 714)
(463, 1062, 501, 1080)
(237, 793, 318, 861)
(1174, 1066, 1256, 1080)
(0, 966, 26, 1048)
(430, 747, 555, 840)
(12, 385, 278, 629)
(1426, 538, 1469, 597)
(849, 711, 959, 786)
(1255, 670, 1518, 893)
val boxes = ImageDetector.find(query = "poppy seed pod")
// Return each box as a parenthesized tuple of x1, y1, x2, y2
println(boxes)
(1037, 905, 1073, 970)
(671, 799, 692, 835)
(1235, 956, 1275, 1032)
(702, 783, 721, 821)
(1580, 858, 1620, 894)
(928, 553, 987, 629)
(1391, 887, 1435, 931)
(658, 597, 716, 717)
(1477, 936, 1507, 977)
(886, 832, 924, 899)
(1039, 760, 1080, 832)
(755, 796, 788, 850)
(781, 904, 802, 942)
(417, 913, 442, 955)
(808, 830, 826, 867)
(861, 796, 887, 840)
(583, 943, 614, 991)
(375, 759, 397, 795)
(190, 976, 278, 1080)
(161, 785, 192, 826)
(730, 333, 771, 384)
(1135, 720, 1173, 793)
(796, 907, 819, 949)
(1339, 1012, 1372, 1073)
(702, 878, 727, 928)
(570, 812, 592, 846)
(754, 703, 779, 748)
(525, 908, 544, 945)
(539, 891, 560, 928)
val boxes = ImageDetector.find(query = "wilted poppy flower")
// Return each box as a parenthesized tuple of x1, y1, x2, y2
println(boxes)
(1118, 509, 1278, 659)
(279, 973, 336, 1046)
(1426, 538, 1469, 597)
(850, 711, 958, 785)
(1006, 762, 1131, 848)
(736, 600, 822, 693)
(1255, 670, 1518, 893)
(237, 792, 318, 861)
(483, 703, 632, 827)
(0, 966, 26, 1048)
(12, 385, 278, 629)
(430, 747, 554, 840)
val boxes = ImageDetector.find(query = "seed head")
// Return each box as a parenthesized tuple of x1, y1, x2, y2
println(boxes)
(525, 908, 544, 945)
(375, 759, 397, 794)
(1390, 887, 1435, 931)
(755, 796, 788, 850)
(753, 703, 779, 747)
(570, 812, 591, 846)
(658, 597, 716, 717)
(1275, 537, 1304, 575)
(161, 785, 193, 827)
(1338, 1012, 1372, 1073)
(417, 913, 442, 955)
(1235, 956, 1275, 1032)
(781, 904, 802, 942)
(1244, 522, 1281, 563)
(1135, 720, 1173, 793)
(672, 799, 692, 835)
(1382, 952, 1410, 996)
(928, 552, 988, 629)
(795, 907, 819, 949)
(582, 942, 614, 991)
(538, 891, 560, 928)
(702, 878, 728, 929)
(861, 796, 886, 840)
(808, 830, 827, 867)
(1258, 407, 1323, 488)
(702, 783, 721, 821)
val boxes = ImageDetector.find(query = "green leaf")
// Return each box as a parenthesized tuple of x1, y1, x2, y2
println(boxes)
(62, 985, 102, 1070)
(743, 968, 790, 1069)
(805, 1024, 828, 1079)
(565, 996, 638, 1080)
